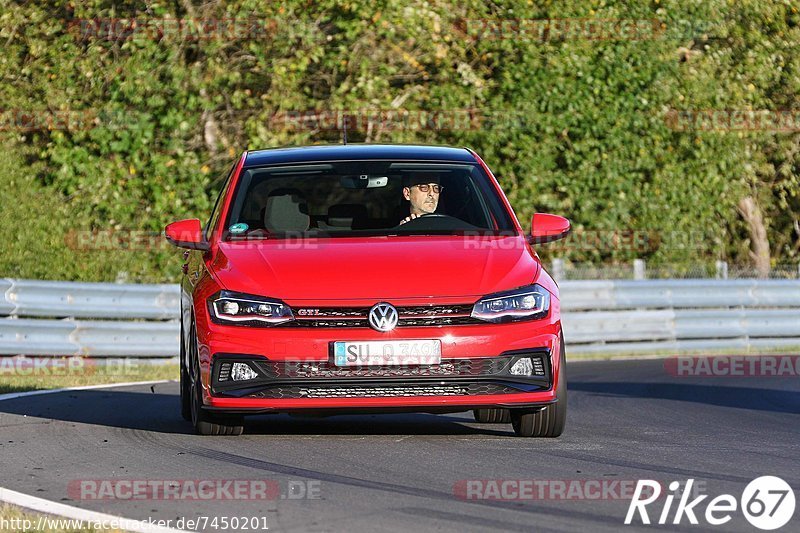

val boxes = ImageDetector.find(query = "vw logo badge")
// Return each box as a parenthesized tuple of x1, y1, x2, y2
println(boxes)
(368, 302, 399, 332)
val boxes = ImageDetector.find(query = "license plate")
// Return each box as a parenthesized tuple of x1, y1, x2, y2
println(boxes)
(333, 340, 441, 366)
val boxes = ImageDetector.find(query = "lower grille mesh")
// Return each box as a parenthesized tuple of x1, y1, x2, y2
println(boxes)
(254, 357, 512, 379)
(248, 383, 519, 399)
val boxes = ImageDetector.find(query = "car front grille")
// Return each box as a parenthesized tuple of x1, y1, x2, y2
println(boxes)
(282, 304, 481, 328)
(253, 357, 514, 379)
(247, 383, 519, 399)
(212, 352, 551, 399)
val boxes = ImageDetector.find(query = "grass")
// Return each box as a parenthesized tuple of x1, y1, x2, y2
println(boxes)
(0, 359, 178, 395)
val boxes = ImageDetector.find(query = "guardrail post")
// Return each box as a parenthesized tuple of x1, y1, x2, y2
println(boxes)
(716, 260, 728, 279)
(2, 278, 17, 317)
(633, 259, 646, 280)
(552, 259, 565, 282)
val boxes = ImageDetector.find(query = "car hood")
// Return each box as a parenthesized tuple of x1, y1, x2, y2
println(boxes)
(210, 236, 540, 302)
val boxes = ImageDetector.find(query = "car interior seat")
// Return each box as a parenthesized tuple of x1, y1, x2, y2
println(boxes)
(263, 189, 311, 232)
(318, 203, 369, 230)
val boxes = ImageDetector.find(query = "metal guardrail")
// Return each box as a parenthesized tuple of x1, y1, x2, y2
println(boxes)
(1, 279, 179, 319)
(0, 319, 178, 357)
(560, 280, 800, 353)
(0, 278, 180, 357)
(0, 278, 798, 357)
(559, 279, 800, 310)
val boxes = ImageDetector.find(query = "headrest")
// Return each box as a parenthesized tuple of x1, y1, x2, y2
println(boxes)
(263, 193, 310, 232)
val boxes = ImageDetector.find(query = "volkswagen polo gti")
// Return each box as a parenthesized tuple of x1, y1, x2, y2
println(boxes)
(165, 144, 570, 437)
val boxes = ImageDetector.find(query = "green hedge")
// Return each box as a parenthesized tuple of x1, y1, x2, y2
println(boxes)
(0, 0, 797, 282)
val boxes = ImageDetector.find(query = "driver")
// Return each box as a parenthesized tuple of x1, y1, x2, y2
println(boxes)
(399, 174, 443, 225)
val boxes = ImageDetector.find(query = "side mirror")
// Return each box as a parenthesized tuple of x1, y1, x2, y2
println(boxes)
(529, 213, 571, 244)
(164, 219, 210, 251)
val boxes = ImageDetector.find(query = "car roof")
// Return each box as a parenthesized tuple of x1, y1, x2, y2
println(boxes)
(243, 144, 477, 168)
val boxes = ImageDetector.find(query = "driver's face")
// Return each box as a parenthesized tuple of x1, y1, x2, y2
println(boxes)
(403, 183, 440, 215)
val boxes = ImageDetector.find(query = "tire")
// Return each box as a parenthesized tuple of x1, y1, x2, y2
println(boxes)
(472, 408, 511, 423)
(510, 338, 567, 437)
(179, 321, 192, 422)
(188, 323, 244, 436)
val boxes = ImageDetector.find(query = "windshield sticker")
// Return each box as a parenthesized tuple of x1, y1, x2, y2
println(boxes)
(229, 222, 249, 234)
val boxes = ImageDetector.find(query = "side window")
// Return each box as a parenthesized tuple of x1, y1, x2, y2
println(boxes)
(205, 163, 236, 240)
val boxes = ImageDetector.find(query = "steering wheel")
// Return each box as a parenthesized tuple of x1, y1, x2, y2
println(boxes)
(398, 213, 456, 225)
(394, 212, 477, 231)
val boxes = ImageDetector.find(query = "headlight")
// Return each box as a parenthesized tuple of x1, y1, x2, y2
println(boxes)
(471, 284, 551, 323)
(209, 291, 294, 325)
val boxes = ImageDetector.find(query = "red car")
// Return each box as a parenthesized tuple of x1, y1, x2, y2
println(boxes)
(166, 145, 570, 437)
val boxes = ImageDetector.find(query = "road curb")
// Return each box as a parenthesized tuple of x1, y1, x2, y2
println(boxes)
(0, 380, 186, 532)
(0, 486, 187, 533)
(0, 380, 173, 402)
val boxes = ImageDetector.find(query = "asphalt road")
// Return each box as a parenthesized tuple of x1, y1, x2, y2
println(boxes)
(1, 359, 798, 533)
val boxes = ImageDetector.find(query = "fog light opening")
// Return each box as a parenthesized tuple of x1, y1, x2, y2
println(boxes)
(509, 357, 535, 376)
(231, 362, 258, 381)
(218, 362, 232, 381)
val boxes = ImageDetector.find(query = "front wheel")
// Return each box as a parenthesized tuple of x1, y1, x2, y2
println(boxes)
(473, 408, 511, 423)
(511, 339, 567, 437)
(188, 323, 244, 436)
(179, 322, 191, 421)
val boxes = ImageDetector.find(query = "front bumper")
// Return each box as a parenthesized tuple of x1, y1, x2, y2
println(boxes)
(206, 349, 553, 411)
(194, 296, 563, 412)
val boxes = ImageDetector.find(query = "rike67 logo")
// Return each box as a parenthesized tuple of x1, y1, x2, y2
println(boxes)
(626, 477, 795, 530)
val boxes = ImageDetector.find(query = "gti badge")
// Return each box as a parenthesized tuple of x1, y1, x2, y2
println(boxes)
(368, 302, 399, 332)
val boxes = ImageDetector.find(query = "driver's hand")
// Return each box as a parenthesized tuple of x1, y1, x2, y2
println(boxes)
(399, 213, 421, 225)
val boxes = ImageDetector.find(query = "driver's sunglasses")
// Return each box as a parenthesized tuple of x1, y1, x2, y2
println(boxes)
(412, 183, 443, 193)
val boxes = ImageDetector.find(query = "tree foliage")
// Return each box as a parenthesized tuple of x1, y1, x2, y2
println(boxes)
(0, 0, 797, 281)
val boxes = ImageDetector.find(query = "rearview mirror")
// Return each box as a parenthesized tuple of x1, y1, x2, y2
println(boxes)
(340, 174, 389, 189)
(529, 213, 571, 244)
(164, 219, 210, 251)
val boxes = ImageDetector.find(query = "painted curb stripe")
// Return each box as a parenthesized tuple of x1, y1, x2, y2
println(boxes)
(0, 380, 187, 533)
(0, 484, 187, 533)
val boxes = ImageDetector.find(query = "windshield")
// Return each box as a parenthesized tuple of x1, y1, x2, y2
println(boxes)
(223, 161, 516, 239)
